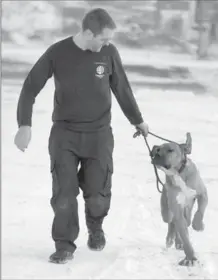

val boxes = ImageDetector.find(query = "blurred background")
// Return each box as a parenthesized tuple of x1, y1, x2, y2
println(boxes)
(2, 0, 218, 95)
(2, 0, 218, 56)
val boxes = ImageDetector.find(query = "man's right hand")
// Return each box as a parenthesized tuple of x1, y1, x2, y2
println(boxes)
(14, 126, 32, 152)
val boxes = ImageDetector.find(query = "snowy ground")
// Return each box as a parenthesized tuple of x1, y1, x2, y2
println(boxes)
(2, 46, 218, 279)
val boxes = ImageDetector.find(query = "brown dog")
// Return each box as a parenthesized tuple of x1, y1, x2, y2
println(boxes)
(151, 133, 208, 266)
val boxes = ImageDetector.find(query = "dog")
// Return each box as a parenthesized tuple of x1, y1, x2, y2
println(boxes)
(150, 133, 208, 266)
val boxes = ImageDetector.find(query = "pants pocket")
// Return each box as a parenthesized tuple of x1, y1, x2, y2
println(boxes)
(101, 162, 113, 197)
(50, 160, 59, 209)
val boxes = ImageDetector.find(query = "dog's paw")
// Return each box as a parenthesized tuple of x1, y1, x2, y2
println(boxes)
(178, 256, 198, 266)
(192, 212, 204, 231)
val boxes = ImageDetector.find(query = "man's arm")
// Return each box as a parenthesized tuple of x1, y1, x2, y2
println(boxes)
(17, 45, 54, 128)
(109, 45, 144, 126)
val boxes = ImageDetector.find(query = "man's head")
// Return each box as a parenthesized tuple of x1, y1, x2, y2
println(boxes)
(81, 8, 116, 52)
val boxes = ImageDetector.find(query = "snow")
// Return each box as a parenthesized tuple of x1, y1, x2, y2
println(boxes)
(2, 47, 218, 279)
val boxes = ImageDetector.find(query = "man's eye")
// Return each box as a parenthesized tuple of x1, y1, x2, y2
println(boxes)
(168, 149, 174, 153)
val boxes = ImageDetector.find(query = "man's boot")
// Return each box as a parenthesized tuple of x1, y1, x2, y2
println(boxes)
(87, 229, 106, 251)
(49, 250, 74, 264)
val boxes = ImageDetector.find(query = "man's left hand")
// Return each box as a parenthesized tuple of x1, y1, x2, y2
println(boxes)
(135, 122, 149, 137)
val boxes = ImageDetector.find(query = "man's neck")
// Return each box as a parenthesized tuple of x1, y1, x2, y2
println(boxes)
(73, 32, 87, 50)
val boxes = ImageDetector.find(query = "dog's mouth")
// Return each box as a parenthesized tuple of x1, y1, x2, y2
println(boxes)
(156, 164, 171, 170)
(162, 164, 171, 170)
(151, 159, 171, 170)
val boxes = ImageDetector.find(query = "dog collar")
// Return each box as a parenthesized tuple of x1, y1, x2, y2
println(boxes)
(178, 157, 187, 173)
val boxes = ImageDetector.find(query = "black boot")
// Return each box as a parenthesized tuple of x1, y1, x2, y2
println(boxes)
(49, 250, 74, 264)
(87, 229, 106, 251)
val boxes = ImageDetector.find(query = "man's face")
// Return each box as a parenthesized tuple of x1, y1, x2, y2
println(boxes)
(87, 28, 115, 52)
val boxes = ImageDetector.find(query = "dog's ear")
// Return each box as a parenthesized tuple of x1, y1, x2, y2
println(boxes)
(180, 132, 192, 155)
(150, 145, 160, 158)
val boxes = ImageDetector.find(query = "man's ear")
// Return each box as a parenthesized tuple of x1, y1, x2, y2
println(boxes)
(150, 145, 160, 158)
(180, 132, 192, 155)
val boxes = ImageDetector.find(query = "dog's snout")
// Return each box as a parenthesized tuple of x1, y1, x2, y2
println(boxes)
(154, 147, 161, 157)
(156, 147, 160, 155)
(151, 146, 161, 158)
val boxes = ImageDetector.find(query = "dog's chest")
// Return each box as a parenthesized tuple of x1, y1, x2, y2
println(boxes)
(165, 174, 196, 207)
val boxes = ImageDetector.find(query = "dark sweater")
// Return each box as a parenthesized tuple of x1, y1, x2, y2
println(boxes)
(17, 36, 144, 131)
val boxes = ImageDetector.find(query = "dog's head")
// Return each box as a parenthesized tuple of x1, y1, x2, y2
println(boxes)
(150, 133, 192, 171)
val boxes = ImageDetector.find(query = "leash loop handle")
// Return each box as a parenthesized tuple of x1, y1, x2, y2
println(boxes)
(134, 130, 165, 193)
(144, 136, 164, 193)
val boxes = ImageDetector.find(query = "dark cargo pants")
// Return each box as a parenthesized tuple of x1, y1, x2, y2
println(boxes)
(48, 123, 114, 253)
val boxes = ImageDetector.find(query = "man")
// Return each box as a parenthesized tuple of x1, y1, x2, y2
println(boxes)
(14, 8, 149, 264)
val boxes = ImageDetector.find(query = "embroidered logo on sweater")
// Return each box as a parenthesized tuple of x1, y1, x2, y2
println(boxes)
(95, 65, 105, 79)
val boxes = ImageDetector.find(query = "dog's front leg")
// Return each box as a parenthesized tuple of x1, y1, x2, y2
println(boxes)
(160, 186, 173, 223)
(165, 222, 183, 250)
(169, 192, 197, 266)
(192, 190, 208, 231)
(175, 231, 183, 250)
(173, 214, 197, 266)
(166, 224, 184, 250)
(166, 222, 176, 248)
(185, 198, 196, 227)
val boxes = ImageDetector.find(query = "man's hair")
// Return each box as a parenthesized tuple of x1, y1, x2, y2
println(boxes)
(82, 8, 116, 36)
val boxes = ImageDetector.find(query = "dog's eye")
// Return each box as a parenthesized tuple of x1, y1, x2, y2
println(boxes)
(168, 149, 174, 153)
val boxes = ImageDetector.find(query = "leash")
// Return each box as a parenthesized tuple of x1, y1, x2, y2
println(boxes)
(133, 130, 182, 193)
(146, 131, 181, 145)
